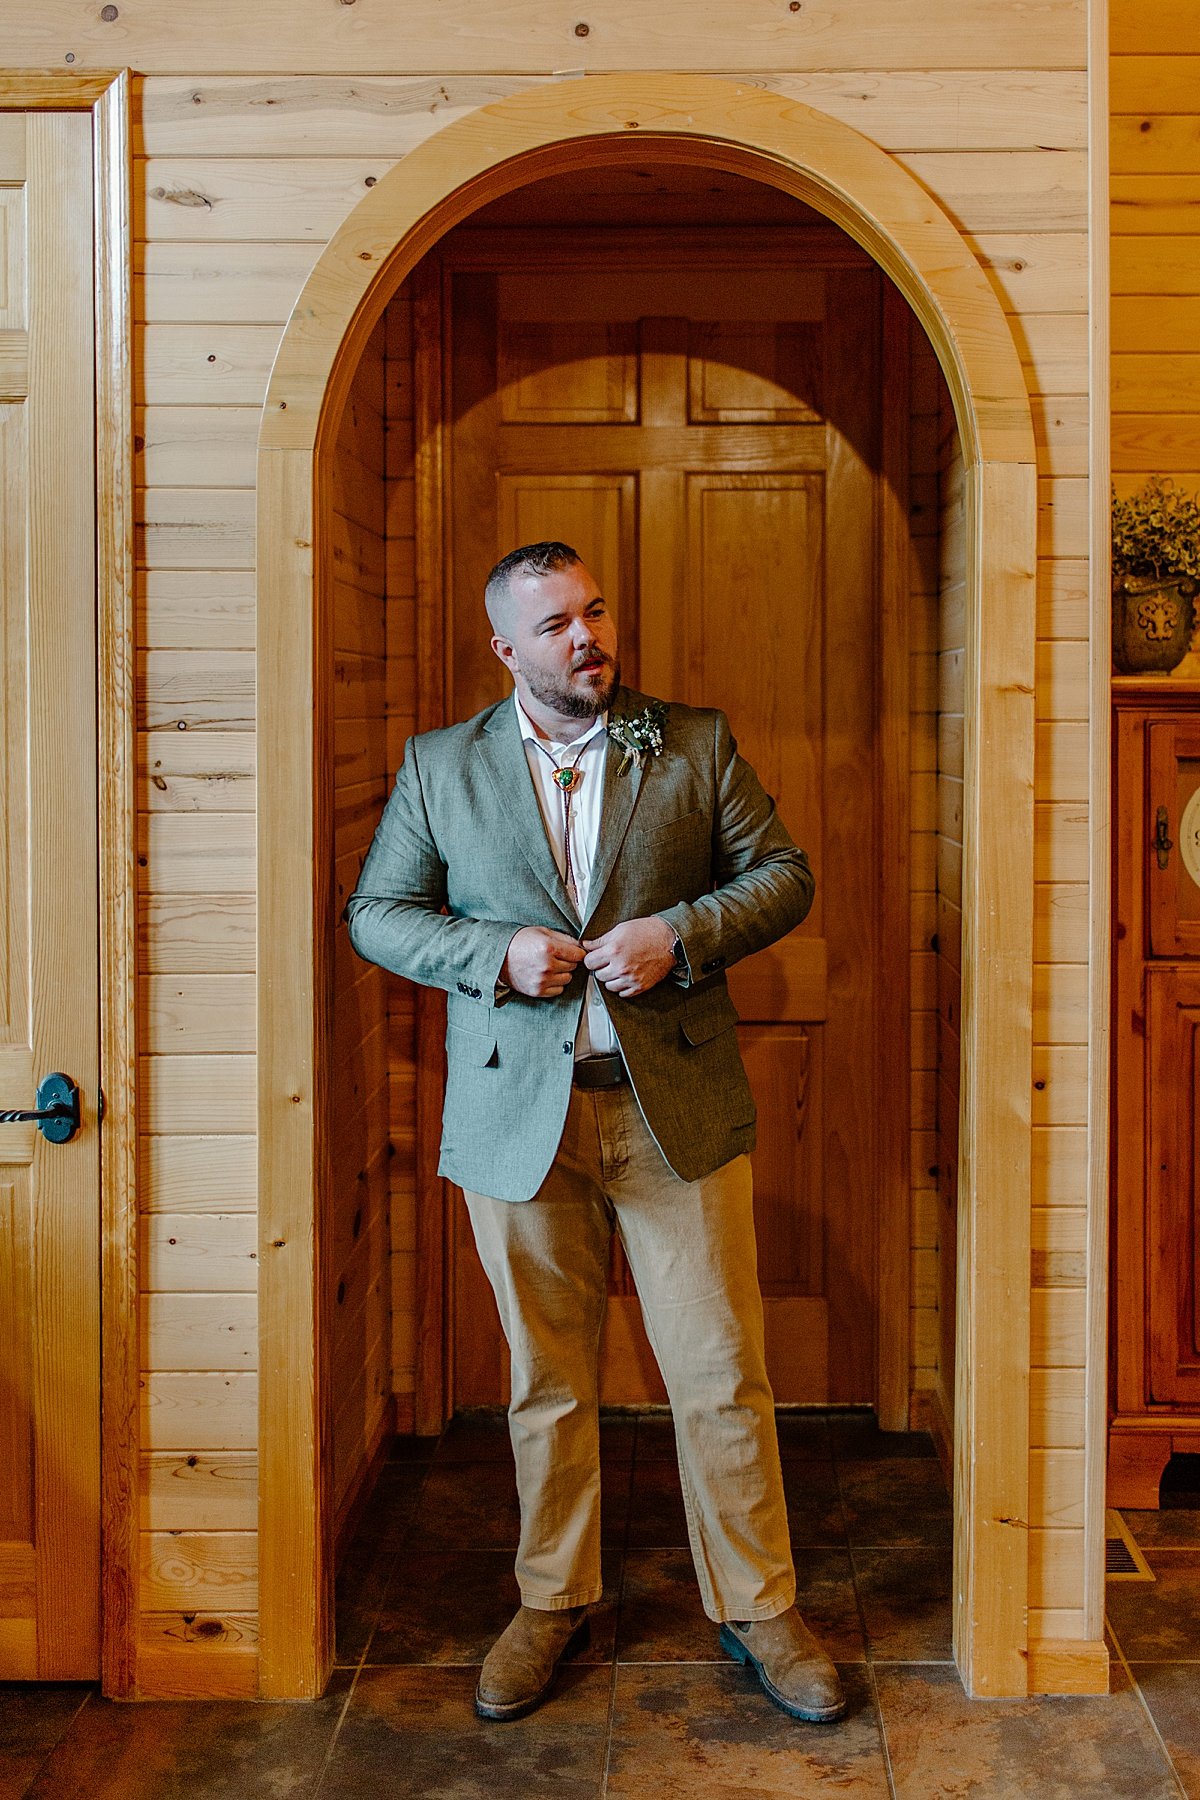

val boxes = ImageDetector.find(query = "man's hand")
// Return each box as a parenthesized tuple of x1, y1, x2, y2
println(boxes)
(582, 917, 677, 998)
(500, 926, 586, 998)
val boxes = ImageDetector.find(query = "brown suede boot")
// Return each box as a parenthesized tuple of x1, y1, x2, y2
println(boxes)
(474, 1604, 591, 1721)
(720, 1607, 847, 1722)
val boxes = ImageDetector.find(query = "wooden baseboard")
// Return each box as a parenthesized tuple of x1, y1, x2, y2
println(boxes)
(910, 1384, 954, 1491)
(1026, 1638, 1110, 1695)
(135, 1613, 260, 1700)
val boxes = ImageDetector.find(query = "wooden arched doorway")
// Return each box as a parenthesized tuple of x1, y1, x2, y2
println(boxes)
(256, 75, 1038, 1701)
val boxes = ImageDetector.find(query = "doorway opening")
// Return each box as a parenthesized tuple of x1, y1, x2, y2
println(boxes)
(256, 77, 1038, 1700)
(329, 154, 963, 1625)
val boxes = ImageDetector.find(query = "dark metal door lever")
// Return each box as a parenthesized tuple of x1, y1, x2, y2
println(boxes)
(0, 1073, 81, 1143)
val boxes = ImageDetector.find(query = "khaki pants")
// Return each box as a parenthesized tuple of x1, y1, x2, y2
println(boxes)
(463, 1082, 796, 1623)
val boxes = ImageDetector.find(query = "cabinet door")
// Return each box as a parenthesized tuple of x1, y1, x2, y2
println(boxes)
(1148, 723, 1200, 957)
(1146, 968, 1200, 1406)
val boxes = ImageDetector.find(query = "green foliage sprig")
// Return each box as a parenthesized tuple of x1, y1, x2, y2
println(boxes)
(1112, 476, 1200, 583)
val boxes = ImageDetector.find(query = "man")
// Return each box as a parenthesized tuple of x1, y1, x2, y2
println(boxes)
(344, 540, 845, 1725)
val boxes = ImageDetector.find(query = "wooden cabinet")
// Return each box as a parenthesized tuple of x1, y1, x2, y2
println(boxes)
(1110, 693, 1200, 1506)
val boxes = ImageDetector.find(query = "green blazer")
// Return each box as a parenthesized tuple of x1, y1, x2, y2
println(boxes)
(343, 687, 814, 1202)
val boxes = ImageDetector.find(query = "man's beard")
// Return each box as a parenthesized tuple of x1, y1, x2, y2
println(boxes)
(523, 655, 621, 719)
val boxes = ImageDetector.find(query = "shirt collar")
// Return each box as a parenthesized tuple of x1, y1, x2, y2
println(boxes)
(512, 688, 608, 756)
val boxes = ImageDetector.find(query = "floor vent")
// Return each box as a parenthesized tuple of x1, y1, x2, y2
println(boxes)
(1105, 1508, 1155, 1581)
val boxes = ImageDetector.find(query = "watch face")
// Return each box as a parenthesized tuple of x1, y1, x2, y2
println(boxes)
(1182, 784, 1200, 891)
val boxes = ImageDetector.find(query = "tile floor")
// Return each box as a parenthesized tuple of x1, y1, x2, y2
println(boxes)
(2, 1411, 1198, 1798)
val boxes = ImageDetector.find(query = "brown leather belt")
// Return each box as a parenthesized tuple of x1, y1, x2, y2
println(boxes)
(572, 1053, 627, 1090)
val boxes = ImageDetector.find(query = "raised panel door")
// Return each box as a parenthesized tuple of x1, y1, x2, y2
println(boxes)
(447, 249, 879, 1407)
(1146, 967, 1200, 1407)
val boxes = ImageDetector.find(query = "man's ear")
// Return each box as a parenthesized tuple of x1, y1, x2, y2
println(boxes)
(491, 634, 519, 675)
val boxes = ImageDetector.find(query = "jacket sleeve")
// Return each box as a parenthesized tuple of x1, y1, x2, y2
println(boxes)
(341, 736, 523, 1000)
(656, 709, 815, 983)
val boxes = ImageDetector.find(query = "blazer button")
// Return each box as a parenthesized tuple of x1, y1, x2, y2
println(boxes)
(562, 1042, 572, 1054)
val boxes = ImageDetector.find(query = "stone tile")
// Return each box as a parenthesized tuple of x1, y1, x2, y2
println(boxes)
(335, 1537, 399, 1666)
(838, 1459, 952, 1548)
(25, 1674, 352, 1800)
(875, 1661, 1181, 1799)
(632, 1413, 681, 1462)
(598, 1411, 639, 1463)
(616, 1548, 718, 1662)
(853, 1546, 953, 1662)
(605, 1663, 889, 1797)
(1122, 1507, 1200, 1550)
(319, 1664, 610, 1798)
(369, 1548, 620, 1665)
(793, 1550, 868, 1664)
(782, 1459, 849, 1547)
(774, 1411, 834, 1461)
(388, 1431, 441, 1463)
(407, 1457, 629, 1554)
(626, 1459, 689, 1548)
(1106, 1550, 1200, 1661)
(1130, 1663, 1200, 1797)
(352, 1463, 429, 1550)
(0, 1684, 91, 1800)
(431, 1412, 513, 1464)
(429, 1410, 635, 1467)
(407, 1461, 523, 1551)
(830, 1413, 936, 1462)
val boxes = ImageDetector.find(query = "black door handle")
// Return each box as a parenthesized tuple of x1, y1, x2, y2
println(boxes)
(0, 1073, 81, 1143)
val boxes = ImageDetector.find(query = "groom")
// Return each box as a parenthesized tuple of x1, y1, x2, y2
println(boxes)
(344, 540, 845, 1725)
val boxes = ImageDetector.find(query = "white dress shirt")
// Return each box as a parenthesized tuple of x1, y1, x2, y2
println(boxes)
(513, 689, 618, 1059)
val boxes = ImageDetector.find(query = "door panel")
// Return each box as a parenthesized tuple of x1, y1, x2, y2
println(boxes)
(1146, 968, 1200, 1405)
(496, 472, 637, 650)
(1148, 723, 1200, 958)
(447, 247, 879, 1406)
(0, 113, 100, 1679)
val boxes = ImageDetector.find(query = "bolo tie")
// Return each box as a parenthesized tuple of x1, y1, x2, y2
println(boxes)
(551, 750, 587, 909)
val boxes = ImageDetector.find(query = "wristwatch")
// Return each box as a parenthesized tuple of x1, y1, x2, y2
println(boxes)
(670, 933, 689, 974)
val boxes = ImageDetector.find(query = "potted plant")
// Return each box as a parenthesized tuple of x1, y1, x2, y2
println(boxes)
(1112, 476, 1200, 674)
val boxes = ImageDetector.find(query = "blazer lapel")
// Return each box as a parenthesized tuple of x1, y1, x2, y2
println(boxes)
(580, 717, 646, 932)
(476, 698, 577, 925)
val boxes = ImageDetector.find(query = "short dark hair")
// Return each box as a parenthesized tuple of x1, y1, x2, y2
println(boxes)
(485, 540, 581, 628)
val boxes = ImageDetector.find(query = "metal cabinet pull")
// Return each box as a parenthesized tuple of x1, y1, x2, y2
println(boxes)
(0, 1072, 81, 1143)
(1155, 805, 1174, 872)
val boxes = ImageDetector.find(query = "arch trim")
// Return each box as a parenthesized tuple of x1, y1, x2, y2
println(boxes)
(255, 71, 1037, 1702)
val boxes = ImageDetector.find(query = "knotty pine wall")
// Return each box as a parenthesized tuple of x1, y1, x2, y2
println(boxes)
(329, 317, 392, 1534)
(1111, 0, 1200, 500)
(908, 325, 944, 1406)
(935, 381, 966, 1445)
(97, 6, 1097, 1691)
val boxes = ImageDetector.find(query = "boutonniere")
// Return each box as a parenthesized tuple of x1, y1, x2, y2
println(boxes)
(608, 701, 668, 777)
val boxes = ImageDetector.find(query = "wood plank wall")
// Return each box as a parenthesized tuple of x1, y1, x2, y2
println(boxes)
(909, 326, 943, 1405)
(119, 25, 1095, 1689)
(329, 318, 393, 1530)
(936, 381, 966, 1448)
(382, 290, 421, 1415)
(1111, 2, 1200, 496)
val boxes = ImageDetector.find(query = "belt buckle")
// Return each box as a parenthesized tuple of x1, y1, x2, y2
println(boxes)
(573, 1053, 625, 1090)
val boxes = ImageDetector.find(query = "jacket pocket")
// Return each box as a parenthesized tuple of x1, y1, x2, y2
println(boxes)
(679, 986, 740, 1046)
(447, 1022, 498, 1066)
(635, 806, 706, 841)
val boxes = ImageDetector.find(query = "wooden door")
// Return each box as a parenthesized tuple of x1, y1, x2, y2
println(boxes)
(0, 113, 101, 1677)
(1146, 967, 1200, 1408)
(444, 243, 880, 1407)
(1148, 722, 1200, 958)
